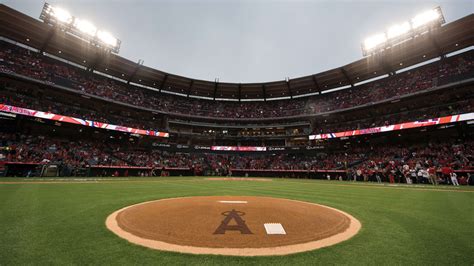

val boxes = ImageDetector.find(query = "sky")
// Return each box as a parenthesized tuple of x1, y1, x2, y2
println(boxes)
(3, 0, 473, 83)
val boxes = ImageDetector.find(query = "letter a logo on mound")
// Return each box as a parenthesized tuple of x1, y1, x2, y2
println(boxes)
(213, 209, 253, 234)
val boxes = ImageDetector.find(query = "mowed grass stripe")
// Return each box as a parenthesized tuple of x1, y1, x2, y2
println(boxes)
(2, 177, 472, 192)
(0, 178, 472, 265)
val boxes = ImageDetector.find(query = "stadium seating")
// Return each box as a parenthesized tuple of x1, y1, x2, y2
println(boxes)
(1, 41, 473, 119)
(0, 39, 473, 182)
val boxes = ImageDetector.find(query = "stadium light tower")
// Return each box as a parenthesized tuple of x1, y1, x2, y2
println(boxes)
(361, 7, 445, 56)
(39, 2, 121, 53)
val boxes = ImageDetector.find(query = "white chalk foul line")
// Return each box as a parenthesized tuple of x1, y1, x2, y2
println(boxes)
(218, 201, 248, 204)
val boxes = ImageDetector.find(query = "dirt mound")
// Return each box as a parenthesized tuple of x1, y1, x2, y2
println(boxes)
(106, 196, 361, 256)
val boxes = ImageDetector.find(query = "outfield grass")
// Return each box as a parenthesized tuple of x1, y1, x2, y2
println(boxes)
(0, 177, 473, 265)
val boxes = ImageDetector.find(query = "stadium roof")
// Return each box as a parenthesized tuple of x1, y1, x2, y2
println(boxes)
(1, 4, 473, 101)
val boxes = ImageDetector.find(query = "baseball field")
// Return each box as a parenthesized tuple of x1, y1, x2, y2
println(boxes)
(0, 177, 472, 265)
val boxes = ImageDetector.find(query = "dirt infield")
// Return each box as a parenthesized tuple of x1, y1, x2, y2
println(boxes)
(204, 177, 272, 181)
(106, 196, 361, 256)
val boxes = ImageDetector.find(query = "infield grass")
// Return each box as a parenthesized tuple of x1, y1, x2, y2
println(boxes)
(0, 177, 473, 265)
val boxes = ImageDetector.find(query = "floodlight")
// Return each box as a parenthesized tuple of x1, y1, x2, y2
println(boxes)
(387, 22, 411, 39)
(97, 31, 118, 47)
(49, 6, 72, 23)
(74, 19, 97, 36)
(363, 33, 387, 50)
(361, 6, 444, 56)
(40, 2, 122, 53)
(411, 9, 440, 29)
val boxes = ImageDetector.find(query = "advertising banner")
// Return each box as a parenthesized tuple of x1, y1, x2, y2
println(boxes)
(309, 113, 474, 140)
(0, 104, 169, 138)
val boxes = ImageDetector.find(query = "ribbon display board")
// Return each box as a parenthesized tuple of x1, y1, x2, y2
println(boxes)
(309, 113, 474, 140)
(0, 104, 169, 138)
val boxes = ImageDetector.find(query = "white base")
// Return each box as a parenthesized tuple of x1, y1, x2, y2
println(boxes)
(264, 223, 286, 235)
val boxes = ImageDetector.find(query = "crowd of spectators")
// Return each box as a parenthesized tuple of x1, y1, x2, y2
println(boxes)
(312, 98, 473, 134)
(0, 42, 305, 118)
(2, 83, 472, 138)
(308, 52, 474, 114)
(1, 41, 473, 120)
(1, 132, 472, 184)
(351, 141, 473, 185)
(0, 133, 361, 171)
(0, 133, 109, 167)
(0, 88, 165, 132)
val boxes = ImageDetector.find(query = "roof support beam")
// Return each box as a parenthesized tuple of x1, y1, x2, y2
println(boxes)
(286, 78, 293, 99)
(376, 55, 396, 76)
(238, 84, 242, 102)
(312, 75, 322, 95)
(127, 59, 144, 84)
(187, 80, 194, 97)
(159, 74, 168, 92)
(429, 31, 445, 59)
(213, 80, 219, 100)
(382, 60, 396, 76)
(87, 52, 106, 72)
(40, 27, 56, 53)
(385, 63, 396, 76)
(262, 84, 267, 101)
(340, 67, 354, 87)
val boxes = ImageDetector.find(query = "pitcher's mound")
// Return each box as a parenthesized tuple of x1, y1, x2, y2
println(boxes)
(106, 196, 361, 256)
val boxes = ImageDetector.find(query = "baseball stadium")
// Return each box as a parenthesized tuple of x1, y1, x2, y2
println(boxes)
(0, 2, 473, 265)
